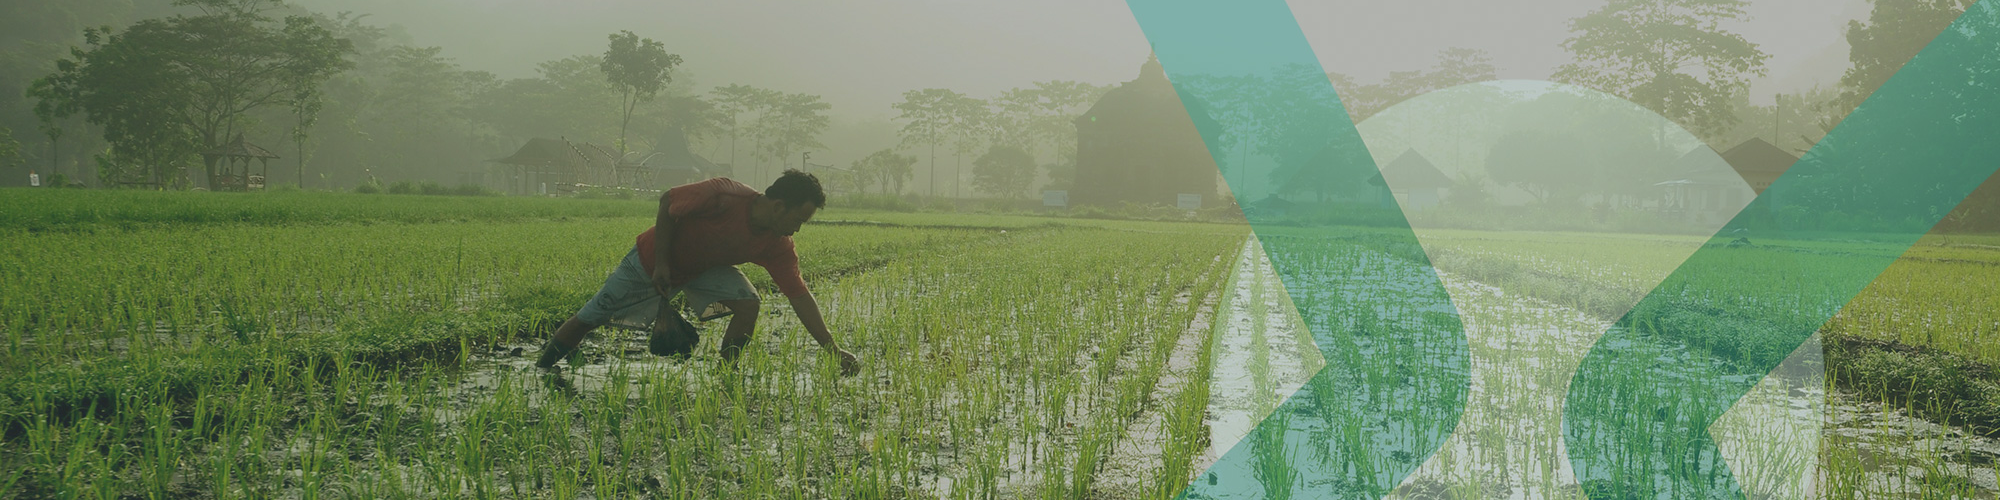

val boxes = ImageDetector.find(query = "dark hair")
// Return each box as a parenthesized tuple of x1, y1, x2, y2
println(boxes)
(766, 169, 826, 209)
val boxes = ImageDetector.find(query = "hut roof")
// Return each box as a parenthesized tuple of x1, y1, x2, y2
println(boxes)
(1662, 146, 1750, 185)
(647, 128, 718, 174)
(203, 134, 279, 159)
(1369, 149, 1454, 189)
(1249, 194, 1298, 209)
(1719, 138, 1798, 174)
(492, 138, 613, 170)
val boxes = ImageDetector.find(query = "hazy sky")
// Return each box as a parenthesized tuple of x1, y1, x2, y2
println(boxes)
(295, 0, 1874, 119)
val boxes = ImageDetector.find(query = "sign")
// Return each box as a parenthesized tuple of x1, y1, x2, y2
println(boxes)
(1177, 193, 1202, 210)
(1043, 190, 1068, 207)
(28, 172, 39, 187)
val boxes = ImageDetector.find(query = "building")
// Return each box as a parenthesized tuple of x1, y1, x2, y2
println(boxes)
(1071, 53, 1222, 207)
(490, 137, 616, 195)
(1651, 141, 1774, 225)
(1719, 138, 1798, 194)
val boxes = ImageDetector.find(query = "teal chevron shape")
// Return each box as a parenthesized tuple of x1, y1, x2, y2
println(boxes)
(1560, 2, 2000, 499)
(1127, 0, 1470, 498)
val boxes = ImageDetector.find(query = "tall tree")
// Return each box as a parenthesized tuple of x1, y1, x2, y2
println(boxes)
(1553, 0, 1768, 142)
(945, 95, 991, 199)
(651, 92, 720, 154)
(710, 84, 777, 176)
(893, 88, 963, 197)
(989, 80, 1111, 193)
(29, 0, 353, 188)
(1837, 0, 1978, 114)
(600, 30, 681, 157)
(751, 91, 831, 185)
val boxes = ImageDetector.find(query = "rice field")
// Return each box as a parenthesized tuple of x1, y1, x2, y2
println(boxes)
(0, 189, 1256, 498)
(5, 189, 1999, 499)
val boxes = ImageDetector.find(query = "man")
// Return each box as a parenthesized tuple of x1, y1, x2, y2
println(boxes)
(533, 169, 860, 376)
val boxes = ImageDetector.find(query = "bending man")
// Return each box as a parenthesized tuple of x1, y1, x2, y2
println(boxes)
(534, 169, 859, 376)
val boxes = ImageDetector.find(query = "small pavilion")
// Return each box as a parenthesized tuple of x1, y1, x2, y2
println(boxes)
(203, 134, 279, 191)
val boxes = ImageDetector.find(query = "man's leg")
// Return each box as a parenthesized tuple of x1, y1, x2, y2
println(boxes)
(536, 315, 600, 369)
(715, 298, 760, 363)
(537, 247, 647, 370)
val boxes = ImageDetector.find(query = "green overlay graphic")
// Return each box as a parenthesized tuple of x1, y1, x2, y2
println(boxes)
(1128, 0, 2000, 498)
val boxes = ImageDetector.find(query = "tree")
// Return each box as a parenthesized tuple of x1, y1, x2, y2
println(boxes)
(710, 84, 778, 176)
(851, 148, 916, 195)
(651, 92, 721, 153)
(601, 30, 681, 156)
(363, 45, 483, 181)
(990, 80, 1111, 164)
(750, 91, 830, 186)
(1553, 0, 1769, 142)
(1837, 0, 1978, 113)
(893, 88, 961, 197)
(29, 0, 354, 188)
(972, 144, 1035, 199)
(945, 95, 992, 199)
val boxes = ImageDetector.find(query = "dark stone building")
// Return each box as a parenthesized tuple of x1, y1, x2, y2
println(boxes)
(1071, 54, 1222, 207)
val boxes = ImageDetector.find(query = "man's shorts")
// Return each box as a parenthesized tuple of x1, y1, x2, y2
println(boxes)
(575, 246, 758, 330)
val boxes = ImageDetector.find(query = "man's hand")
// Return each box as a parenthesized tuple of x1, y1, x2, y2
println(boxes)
(829, 347, 860, 377)
(649, 267, 672, 297)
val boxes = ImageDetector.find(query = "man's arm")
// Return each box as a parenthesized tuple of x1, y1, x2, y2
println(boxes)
(650, 191, 676, 295)
(788, 292, 859, 375)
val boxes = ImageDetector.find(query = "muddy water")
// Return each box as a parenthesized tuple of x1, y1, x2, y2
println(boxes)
(1192, 238, 1327, 498)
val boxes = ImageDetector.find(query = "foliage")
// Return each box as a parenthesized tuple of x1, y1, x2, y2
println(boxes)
(850, 148, 916, 195)
(750, 91, 831, 182)
(893, 88, 983, 197)
(0, 126, 22, 169)
(28, 1, 355, 188)
(988, 80, 1112, 166)
(1552, 0, 1769, 141)
(0, 188, 655, 230)
(1836, 0, 1979, 114)
(971, 144, 1035, 199)
(709, 83, 780, 171)
(600, 30, 682, 155)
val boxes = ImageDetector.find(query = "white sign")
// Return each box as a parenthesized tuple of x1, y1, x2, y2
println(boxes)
(1177, 193, 1202, 210)
(1043, 190, 1068, 207)
(29, 172, 39, 187)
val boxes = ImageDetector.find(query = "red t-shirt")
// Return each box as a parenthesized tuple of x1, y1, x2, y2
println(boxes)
(636, 178, 809, 298)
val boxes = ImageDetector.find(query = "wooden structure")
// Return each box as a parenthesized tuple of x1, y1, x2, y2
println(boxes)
(1653, 145, 1760, 225)
(203, 134, 279, 191)
(491, 137, 617, 195)
(1071, 53, 1222, 207)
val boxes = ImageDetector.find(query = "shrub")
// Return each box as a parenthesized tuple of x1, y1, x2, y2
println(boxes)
(451, 183, 494, 196)
(386, 180, 418, 195)
(354, 182, 381, 194)
(417, 181, 450, 196)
